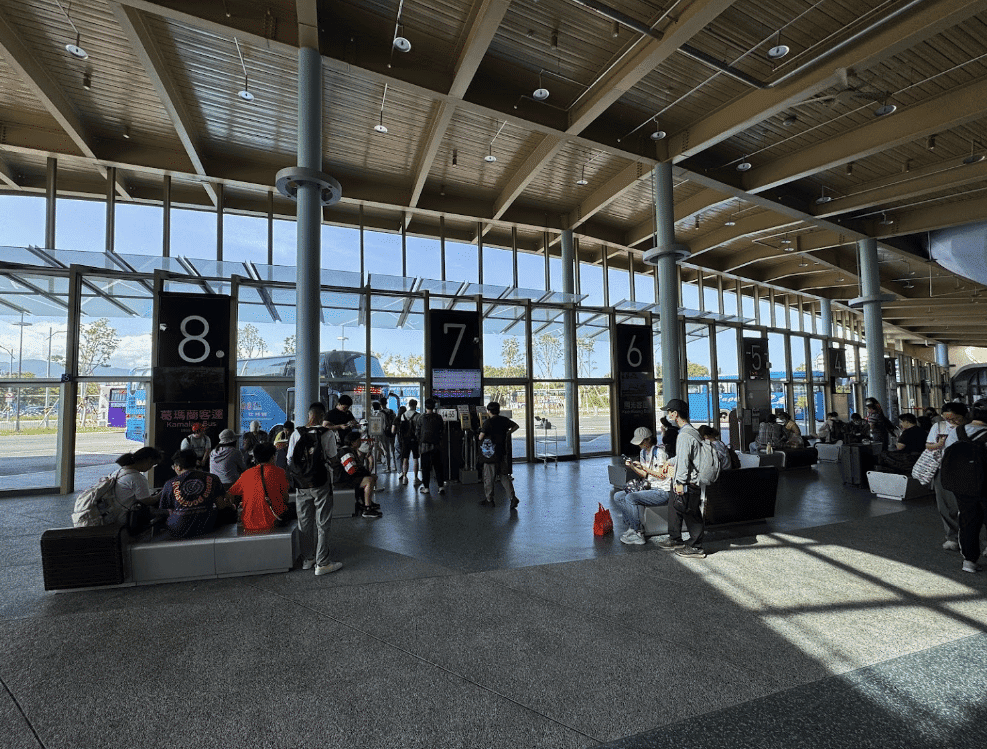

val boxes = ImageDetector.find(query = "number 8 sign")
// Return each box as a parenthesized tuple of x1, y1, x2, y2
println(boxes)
(156, 292, 231, 370)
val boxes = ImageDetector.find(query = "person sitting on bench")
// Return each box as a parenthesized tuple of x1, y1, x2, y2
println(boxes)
(749, 414, 785, 454)
(614, 427, 672, 546)
(876, 413, 925, 474)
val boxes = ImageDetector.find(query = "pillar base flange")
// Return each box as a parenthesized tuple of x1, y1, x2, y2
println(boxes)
(275, 166, 341, 206)
(643, 244, 689, 266)
(848, 293, 895, 308)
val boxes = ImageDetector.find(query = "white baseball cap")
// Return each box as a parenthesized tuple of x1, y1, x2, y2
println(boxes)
(630, 426, 653, 446)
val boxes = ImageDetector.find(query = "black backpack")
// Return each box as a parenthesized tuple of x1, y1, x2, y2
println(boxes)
(399, 411, 420, 442)
(940, 425, 987, 496)
(420, 412, 443, 445)
(290, 426, 329, 488)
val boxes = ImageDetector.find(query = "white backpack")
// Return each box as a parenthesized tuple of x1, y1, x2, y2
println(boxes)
(71, 473, 120, 527)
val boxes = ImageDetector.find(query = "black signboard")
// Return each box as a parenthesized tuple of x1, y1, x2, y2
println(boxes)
(428, 309, 482, 405)
(153, 292, 231, 485)
(742, 336, 769, 381)
(827, 347, 848, 378)
(615, 323, 656, 454)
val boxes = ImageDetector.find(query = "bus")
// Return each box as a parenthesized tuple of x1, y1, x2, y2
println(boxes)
(238, 350, 389, 433)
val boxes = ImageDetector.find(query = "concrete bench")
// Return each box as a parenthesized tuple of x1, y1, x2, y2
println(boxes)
(739, 451, 786, 469)
(128, 521, 299, 585)
(639, 466, 779, 537)
(866, 471, 934, 501)
(815, 441, 843, 462)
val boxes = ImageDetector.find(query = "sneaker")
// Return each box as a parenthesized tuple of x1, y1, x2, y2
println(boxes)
(510, 495, 520, 510)
(656, 538, 685, 551)
(438, 486, 446, 495)
(314, 561, 343, 575)
(620, 528, 637, 539)
(362, 507, 383, 518)
(962, 560, 982, 573)
(420, 486, 430, 495)
(943, 540, 960, 551)
(620, 530, 646, 545)
(675, 546, 706, 559)
(301, 557, 316, 570)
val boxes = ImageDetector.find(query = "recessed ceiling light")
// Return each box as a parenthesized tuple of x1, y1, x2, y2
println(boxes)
(724, 219, 736, 227)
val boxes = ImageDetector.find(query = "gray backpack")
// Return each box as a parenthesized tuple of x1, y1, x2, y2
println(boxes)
(682, 425, 722, 487)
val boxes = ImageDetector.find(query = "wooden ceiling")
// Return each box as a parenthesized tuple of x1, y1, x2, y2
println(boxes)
(2, 0, 987, 347)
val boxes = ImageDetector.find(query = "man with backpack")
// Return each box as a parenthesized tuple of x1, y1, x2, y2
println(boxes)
(477, 401, 520, 509)
(394, 398, 422, 485)
(656, 398, 720, 559)
(418, 398, 446, 495)
(940, 403, 987, 573)
(287, 402, 342, 576)
(926, 402, 969, 552)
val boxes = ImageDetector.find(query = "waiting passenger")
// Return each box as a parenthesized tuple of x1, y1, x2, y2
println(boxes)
(158, 449, 233, 539)
(241, 431, 259, 468)
(698, 425, 733, 472)
(270, 420, 294, 446)
(927, 402, 969, 552)
(777, 412, 804, 448)
(477, 401, 520, 509)
(333, 431, 380, 518)
(950, 405, 987, 573)
(226, 442, 289, 532)
(845, 413, 869, 443)
(816, 412, 845, 443)
(249, 419, 269, 444)
(749, 414, 785, 453)
(395, 399, 422, 485)
(418, 398, 446, 495)
(180, 422, 211, 469)
(209, 428, 247, 489)
(876, 413, 924, 474)
(659, 416, 679, 459)
(105, 447, 163, 523)
(614, 427, 671, 546)
(924, 407, 943, 426)
(865, 398, 896, 450)
(273, 430, 291, 476)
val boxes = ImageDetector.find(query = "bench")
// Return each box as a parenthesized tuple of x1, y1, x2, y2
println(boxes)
(815, 440, 843, 462)
(639, 466, 780, 537)
(740, 447, 818, 470)
(41, 522, 300, 590)
(866, 471, 935, 501)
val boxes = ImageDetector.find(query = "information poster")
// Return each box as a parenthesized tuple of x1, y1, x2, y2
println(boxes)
(614, 323, 656, 454)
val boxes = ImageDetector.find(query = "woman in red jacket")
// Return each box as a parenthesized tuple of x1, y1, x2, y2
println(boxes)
(226, 442, 289, 532)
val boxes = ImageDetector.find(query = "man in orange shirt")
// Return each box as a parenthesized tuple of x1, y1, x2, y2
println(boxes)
(226, 442, 289, 532)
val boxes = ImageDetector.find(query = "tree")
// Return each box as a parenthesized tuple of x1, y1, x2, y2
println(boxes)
(576, 336, 596, 378)
(77, 319, 120, 427)
(238, 324, 269, 360)
(533, 333, 563, 379)
(282, 335, 295, 355)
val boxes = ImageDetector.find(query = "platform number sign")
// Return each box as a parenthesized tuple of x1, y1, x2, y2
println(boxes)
(827, 347, 848, 378)
(743, 337, 769, 381)
(156, 292, 231, 370)
(429, 309, 482, 372)
(615, 323, 656, 454)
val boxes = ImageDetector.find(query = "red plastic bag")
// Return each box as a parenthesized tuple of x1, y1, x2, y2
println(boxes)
(593, 502, 613, 536)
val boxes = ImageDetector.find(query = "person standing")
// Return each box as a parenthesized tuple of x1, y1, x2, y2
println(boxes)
(288, 402, 342, 576)
(614, 427, 671, 545)
(180, 422, 211, 469)
(325, 395, 359, 435)
(944, 405, 987, 573)
(477, 401, 520, 509)
(656, 398, 706, 559)
(418, 398, 446, 495)
(395, 398, 422, 485)
(927, 402, 969, 552)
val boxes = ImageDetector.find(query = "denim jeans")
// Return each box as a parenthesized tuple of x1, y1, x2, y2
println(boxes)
(613, 488, 671, 532)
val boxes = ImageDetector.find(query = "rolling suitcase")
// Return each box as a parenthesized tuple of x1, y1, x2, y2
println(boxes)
(40, 524, 126, 590)
(840, 444, 876, 488)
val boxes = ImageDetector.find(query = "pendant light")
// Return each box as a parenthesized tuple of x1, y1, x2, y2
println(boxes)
(54, 0, 88, 59)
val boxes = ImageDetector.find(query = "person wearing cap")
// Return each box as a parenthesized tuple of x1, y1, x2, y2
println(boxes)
(209, 428, 247, 489)
(656, 398, 707, 559)
(180, 422, 212, 469)
(613, 426, 672, 545)
(273, 428, 291, 477)
(249, 419, 269, 444)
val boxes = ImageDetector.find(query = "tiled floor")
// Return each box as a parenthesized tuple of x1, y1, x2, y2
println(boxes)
(2, 458, 986, 748)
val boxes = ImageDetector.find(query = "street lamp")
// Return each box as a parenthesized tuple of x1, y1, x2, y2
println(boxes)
(43, 327, 66, 427)
(12, 313, 33, 432)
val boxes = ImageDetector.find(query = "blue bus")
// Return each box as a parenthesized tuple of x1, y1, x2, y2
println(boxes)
(238, 350, 389, 433)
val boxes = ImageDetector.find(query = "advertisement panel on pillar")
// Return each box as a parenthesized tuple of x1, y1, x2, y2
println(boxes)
(614, 323, 656, 455)
(428, 309, 482, 481)
(153, 292, 231, 485)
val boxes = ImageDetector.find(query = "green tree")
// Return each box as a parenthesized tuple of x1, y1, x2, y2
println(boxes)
(238, 324, 268, 360)
(282, 335, 296, 355)
(533, 333, 563, 379)
(78, 318, 120, 426)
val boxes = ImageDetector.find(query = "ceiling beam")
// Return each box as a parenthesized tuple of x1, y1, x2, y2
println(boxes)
(874, 192, 987, 238)
(667, 0, 987, 162)
(567, 160, 647, 230)
(491, 134, 565, 220)
(814, 159, 987, 219)
(0, 7, 128, 198)
(566, 0, 737, 134)
(624, 186, 731, 247)
(0, 156, 19, 188)
(110, 2, 218, 205)
(687, 212, 802, 258)
(406, 0, 512, 219)
(746, 74, 987, 194)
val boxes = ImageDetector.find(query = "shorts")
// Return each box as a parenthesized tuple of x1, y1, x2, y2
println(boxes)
(335, 467, 372, 490)
(400, 439, 420, 460)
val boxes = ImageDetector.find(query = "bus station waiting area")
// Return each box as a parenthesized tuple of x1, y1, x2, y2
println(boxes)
(3, 458, 987, 748)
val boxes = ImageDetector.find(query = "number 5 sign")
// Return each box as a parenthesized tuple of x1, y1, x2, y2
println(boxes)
(156, 292, 231, 370)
